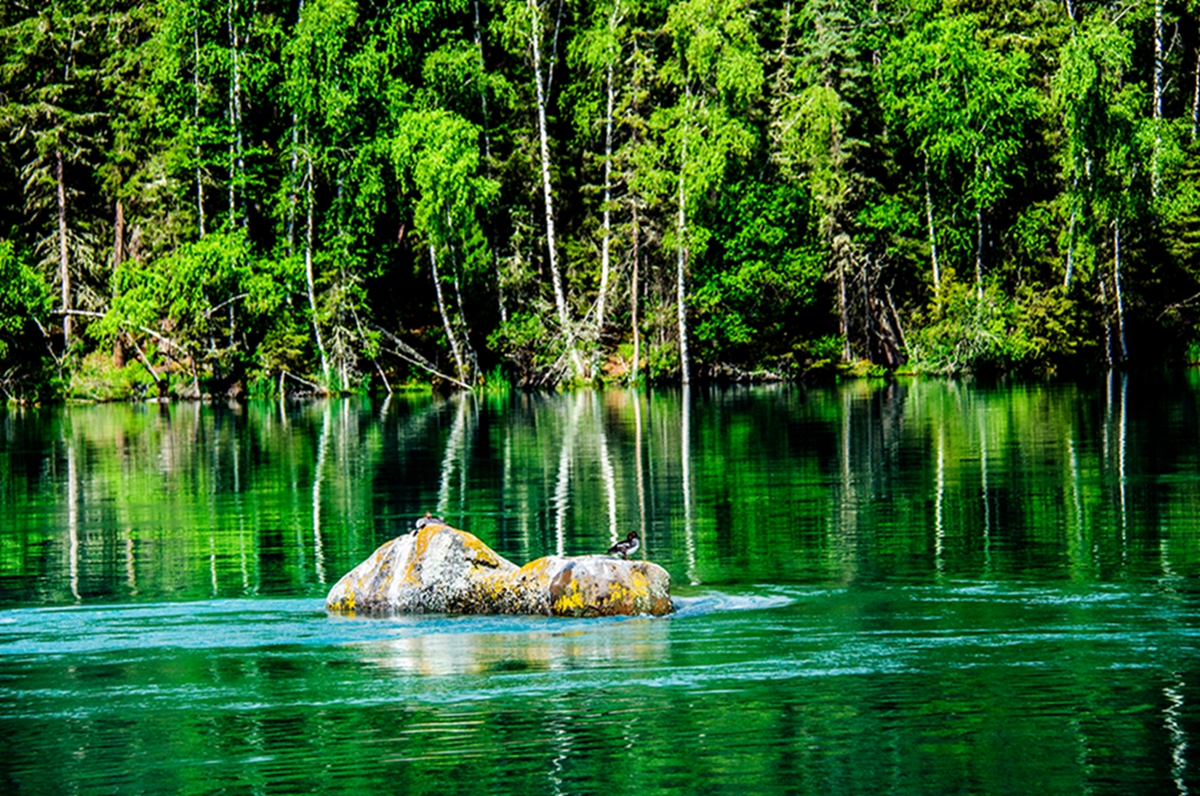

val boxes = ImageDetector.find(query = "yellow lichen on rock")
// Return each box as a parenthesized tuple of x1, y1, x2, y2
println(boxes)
(325, 524, 673, 617)
(551, 576, 587, 616)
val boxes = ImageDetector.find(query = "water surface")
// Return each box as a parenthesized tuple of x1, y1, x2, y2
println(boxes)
(2, 375, 1200, 794)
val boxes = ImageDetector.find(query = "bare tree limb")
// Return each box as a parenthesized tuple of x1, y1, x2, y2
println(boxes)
(369, 323, 473, 390)
(204, 293, 249, 318)
(281, 369, 325, 393)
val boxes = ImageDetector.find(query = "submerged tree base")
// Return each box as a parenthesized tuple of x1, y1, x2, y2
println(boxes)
(325, 523, 674, 617)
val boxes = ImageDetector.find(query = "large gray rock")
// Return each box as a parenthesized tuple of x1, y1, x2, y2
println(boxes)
(325, 523, 673, 617)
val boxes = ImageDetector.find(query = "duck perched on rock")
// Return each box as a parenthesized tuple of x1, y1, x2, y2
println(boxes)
(413, 512, 446, 532)
(608, 531, 640, 559)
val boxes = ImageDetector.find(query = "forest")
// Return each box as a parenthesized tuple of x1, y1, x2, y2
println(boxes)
(2, 0, 1200, 400)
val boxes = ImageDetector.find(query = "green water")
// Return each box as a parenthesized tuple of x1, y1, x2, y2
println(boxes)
(2, 375, 1200, 794)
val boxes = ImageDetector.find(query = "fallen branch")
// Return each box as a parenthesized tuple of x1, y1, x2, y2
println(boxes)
(369, 323, 473, 390)
(1158, 292, 1200, 320)
(281, 369, 326, 394)
(55, 309, 191, 360)
(379, 343, 473, 391)
(204, 293, 249, 319)
(122, 331, 166, 396)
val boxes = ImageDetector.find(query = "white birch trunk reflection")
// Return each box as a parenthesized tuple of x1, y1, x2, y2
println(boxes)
(682, 386, 696, 583)
(1118, 371, 1128, 560)
(437, 394, 471, 520)
(67, 436, 80, 602)
(125, 533, 136, 596)
(312, 402, 331, 585)
(209, 534, 219, 596)
(595, 393, 618, 545)
(553, 392, 585, 556)
(633, 390, 646, 542)
(834, 386, 859, 578)
(935, 419, 946, 577)
(1068, 435, 1083, 547)
(978, 401, 991, 573)
(1165, 677, 1188, 796)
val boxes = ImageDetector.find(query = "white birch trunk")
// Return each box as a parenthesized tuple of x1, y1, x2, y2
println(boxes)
(1193, 43, 1199, 142)
(529, 0, 575, 371)
(305, 144, 329, 384)
(924, 155, 941, 297)
(431, 244, 466, 384)
(1113, 218, 1128, 362)
(194, 11, 205, 238)
(1064, 176, 1078, 289)
(1152, 1, 1163, 196)
(227, 0, 236, 224)
(114, 198, 124, 269)
(975, 204, 984, 299)
(473, 0, 492, 162)
(1099, 271, 1112, 368)
(57, 149, 70, 346)
(676, 115, 691, 386)
(631, 200, 640, 383)
(837, 246, 850, 361)
(597, 35, 615, 334)
(447, 234, 477, 380)
(233, 36, 244, 229)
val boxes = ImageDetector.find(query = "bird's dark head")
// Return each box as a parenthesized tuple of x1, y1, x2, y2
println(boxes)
(628, 531, 638, 541)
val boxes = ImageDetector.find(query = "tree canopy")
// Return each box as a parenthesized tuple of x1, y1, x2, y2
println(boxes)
(2, 0, 1200, 398)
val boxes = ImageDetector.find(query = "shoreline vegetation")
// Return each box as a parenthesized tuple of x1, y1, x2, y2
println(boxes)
(3, 1, 1200, 404)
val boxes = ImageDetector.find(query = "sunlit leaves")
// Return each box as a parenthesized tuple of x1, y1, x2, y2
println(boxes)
(99, 229, 285, 361)
(0, 240, 52, 362)
(391, 108, 496, 249)
(880, 13, 1038, 211)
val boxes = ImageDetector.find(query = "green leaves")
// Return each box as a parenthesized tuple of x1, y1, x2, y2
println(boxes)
(881, 13, 1037, 205)
(908, 272, 1079, 375)
(693, 180, 821, 361)
(657, 0, 762, 212)
(0, 241, 51, 362)
(3, 0, 1200, 391)
(99, 229, 284, 365)
(391, 108, 496, 247)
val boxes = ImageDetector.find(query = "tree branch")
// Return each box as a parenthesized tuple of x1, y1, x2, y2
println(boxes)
(369, 323, 473, 390)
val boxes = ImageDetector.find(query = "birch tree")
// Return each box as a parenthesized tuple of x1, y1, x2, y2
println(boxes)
(880, 13, 1036, 298)
(391, 108, 497, 386)
(571, 0, 629, 345)
(283, 0, 359, 386)
(654, 0, 762, 384)
(1053, 12, 1146, 363)
(505, 0, 578, 376)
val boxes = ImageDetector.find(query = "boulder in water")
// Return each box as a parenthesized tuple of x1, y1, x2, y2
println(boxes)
(325, 523, 673, 617)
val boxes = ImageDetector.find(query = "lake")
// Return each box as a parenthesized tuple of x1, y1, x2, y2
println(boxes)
(2, 374, 1200, 794)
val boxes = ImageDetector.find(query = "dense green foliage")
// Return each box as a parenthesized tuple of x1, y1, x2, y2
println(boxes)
(2, 0, 1200, 397)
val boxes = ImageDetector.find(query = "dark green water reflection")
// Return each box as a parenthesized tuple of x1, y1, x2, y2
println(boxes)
(2, 375, 1200, 794)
